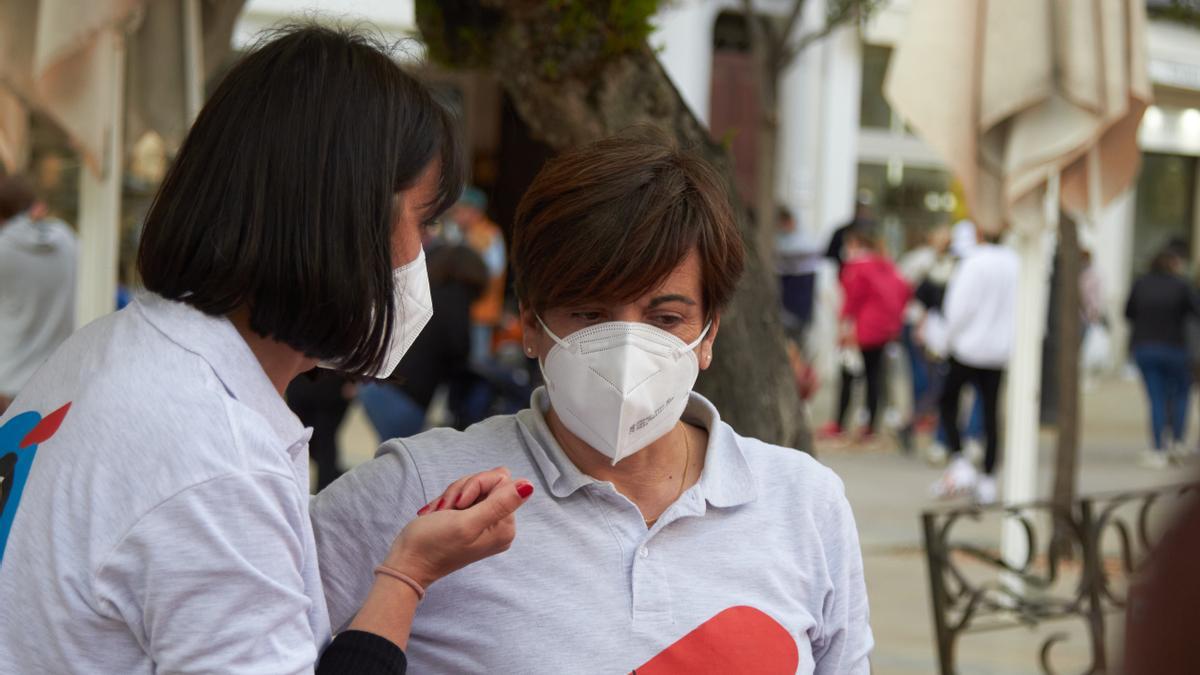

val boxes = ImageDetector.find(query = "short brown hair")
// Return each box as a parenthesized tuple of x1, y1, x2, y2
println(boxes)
(511, 130, 745, 319)
(0, 175, 36, 221)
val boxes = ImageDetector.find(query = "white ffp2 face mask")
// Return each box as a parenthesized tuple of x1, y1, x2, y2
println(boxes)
(538, 317, 711, 465)
(320, 248, 434, 378)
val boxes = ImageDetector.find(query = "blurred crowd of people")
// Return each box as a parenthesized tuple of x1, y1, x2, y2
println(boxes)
(775, 193, 1020, 504)
(6, 167, 1200, 497)
(777, 193, 1199, 505)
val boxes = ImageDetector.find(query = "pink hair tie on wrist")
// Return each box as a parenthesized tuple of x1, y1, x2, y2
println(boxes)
(374, 565, 426, 601)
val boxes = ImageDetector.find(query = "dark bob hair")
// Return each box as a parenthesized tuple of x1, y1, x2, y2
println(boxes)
(137, 25, 464, 376)
(510, 129, 745, 320)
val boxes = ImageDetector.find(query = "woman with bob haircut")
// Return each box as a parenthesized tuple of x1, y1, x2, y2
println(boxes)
(0, 26, 532, 674)
(312, 130, 874, 673)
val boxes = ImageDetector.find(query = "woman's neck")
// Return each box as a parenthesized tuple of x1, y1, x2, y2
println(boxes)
(229, 309, 316, 395)
(545, 408, 706, 522)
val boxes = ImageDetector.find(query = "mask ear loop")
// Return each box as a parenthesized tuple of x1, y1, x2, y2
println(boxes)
(536, 315, 572, 349)
(684, 322, 713, 351)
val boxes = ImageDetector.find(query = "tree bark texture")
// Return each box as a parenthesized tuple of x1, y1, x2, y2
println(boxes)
(1051, 213, 1082, 559)
(418, 1, 809, 451)
(741, 1, 783, 267)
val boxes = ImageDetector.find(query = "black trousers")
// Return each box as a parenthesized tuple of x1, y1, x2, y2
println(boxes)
(940, 358, 1003, 474)
(837, 346, 886, 432)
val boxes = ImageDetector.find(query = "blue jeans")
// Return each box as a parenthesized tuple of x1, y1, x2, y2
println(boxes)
(902, 324, 931, 411)
(1134, 344, 1192, 451)
(358, 382, 426, 442)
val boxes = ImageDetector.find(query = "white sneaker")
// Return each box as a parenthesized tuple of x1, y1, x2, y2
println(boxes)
(974, 476, 997, 505)
(924, 442, 949, 467)
(1139, 449, 1170, 470)
(1168, 442, 1196, 463)
(931, 457, 978, 499)
(964, 438, 985, 464)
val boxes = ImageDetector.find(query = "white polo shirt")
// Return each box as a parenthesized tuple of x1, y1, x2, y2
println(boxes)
(0, 294, 331, 674)
(312, 389, 873, 674)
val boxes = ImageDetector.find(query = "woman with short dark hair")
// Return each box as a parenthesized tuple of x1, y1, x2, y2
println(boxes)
(0, 26, 532, 673)
(1126, 246, 1200, 468)
(312, 131, 874, 673)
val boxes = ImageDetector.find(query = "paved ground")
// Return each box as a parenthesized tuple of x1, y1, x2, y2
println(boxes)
(817, 376, 1196, 674)
(331, 376, 1196, 674)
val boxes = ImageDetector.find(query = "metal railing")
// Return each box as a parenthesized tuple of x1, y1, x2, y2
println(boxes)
(922, 483, 1197, 674)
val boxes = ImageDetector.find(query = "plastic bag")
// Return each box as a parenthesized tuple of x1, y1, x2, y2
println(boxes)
(839, 347, 865, 376)
(1081, 323, 1112, 373)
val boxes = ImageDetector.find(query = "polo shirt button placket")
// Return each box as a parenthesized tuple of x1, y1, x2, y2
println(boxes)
(631, 531, 672, 624)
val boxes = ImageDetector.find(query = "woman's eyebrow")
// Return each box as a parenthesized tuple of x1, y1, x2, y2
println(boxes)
(649, 294, 697, 308)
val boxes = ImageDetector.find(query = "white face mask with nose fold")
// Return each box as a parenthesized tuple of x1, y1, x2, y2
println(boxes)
(320, 248, 434, 378)
(537, 316, 711, 464)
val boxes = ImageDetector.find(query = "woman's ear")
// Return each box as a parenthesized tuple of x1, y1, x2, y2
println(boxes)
(519, 303, 540, 358)
(699, 314, 721, 371)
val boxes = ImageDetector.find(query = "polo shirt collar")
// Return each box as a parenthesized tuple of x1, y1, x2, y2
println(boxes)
(135, 293, 308, 453)
(515, 387, 758, 509)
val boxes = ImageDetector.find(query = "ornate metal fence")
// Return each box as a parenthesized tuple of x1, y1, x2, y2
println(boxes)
(922, 483, 1197, 674)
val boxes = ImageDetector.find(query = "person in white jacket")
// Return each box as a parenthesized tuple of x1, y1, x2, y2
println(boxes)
(931, 227, 1020, 504)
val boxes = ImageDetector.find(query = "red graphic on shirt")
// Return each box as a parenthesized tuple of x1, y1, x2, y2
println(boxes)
(632, 606, 799, 674)
(19, 403, 71, 449)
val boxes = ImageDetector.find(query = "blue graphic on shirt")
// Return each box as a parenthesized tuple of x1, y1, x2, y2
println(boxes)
(0, 403, 70, 564)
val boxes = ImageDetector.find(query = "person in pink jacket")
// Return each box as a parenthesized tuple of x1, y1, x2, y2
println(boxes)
(819, 227, 911, 442)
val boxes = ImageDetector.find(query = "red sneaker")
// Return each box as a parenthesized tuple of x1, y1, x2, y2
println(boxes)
(816, 422, 844, 440)
(855, 429, 877, 445)
(914, 415, 938, 434)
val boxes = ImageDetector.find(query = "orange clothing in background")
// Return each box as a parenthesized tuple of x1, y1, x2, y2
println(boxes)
(464, 217, 505, 326)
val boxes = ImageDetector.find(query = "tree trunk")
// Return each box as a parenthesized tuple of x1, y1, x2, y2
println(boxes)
(1051, 213, 1082, 559)
(753, 81, 781, 273)
(417, 3, 808, 450)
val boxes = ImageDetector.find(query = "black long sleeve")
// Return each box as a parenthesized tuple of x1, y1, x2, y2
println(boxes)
(316, 630, 407, 675)
(1127, 272, 1195, 348)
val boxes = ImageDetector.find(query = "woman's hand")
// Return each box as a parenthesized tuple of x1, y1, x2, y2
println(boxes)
(386, 470, 534, 589)
(417, 466, 515, 514)
(347, 470, 533, 650)
(838, 321, 857, 348)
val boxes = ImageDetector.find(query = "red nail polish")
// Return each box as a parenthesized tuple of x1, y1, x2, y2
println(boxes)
(436, 498, 445, 511)
(417, 505, 429, 516)
(517, 483, 534, 499)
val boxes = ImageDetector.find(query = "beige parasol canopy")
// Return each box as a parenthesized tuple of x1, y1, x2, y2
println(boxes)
(0, 0, 142, 175)
(0, 88, 27, 172)
(884, 0, 1152, 235)
(0, 0, 244, 176)
(0, 0, 244, 327)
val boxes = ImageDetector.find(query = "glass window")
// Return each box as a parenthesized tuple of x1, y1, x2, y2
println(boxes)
(1132, 152, 1197, 273)
(860, 45, 893, 130)
(857, 162, 955, 254)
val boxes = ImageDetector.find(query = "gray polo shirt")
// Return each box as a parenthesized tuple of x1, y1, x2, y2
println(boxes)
(0, 294, 331, 673)
(312, 389, 872, 673)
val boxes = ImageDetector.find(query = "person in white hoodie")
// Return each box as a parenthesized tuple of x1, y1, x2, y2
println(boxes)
(932, 225, 1020, 504)
(0, 176, 76, 415)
